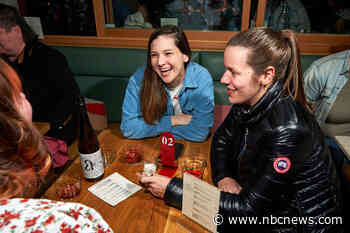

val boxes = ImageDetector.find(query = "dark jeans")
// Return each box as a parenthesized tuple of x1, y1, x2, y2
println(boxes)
(325, 137, 348, 171)
(326, 137, 350, 228)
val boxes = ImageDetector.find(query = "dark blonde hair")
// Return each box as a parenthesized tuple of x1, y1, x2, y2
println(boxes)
(227, 27, 311, 111)
(140, 25, 192, 124)
(0, 57, 49, 199)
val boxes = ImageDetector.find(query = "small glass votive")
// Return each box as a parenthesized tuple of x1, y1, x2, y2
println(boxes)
(102, 147, 116, 167)
(182, 156, 207, 179)
(121, 143, 143, 164)
(55, 175, 81, 200)
(143, 158, 157, 176)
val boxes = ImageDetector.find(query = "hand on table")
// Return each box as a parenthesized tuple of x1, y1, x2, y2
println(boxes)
(218, 177, 242, 194)
(171, 114, 192, 126)
(137, 173, 171, 198)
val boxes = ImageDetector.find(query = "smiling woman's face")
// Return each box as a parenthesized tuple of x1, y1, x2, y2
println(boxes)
(150, 35, 189, 88)
(220, 46, 267, 106)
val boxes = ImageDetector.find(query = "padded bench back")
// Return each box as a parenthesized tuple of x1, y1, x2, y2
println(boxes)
(53, 46, 322, 122)
(53, 46, 147, 122)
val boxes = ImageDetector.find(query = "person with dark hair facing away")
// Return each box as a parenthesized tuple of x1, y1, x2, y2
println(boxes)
(138, 27, 343, 233)
(0, 3, 81, 146)
(121, 25, 214, 142)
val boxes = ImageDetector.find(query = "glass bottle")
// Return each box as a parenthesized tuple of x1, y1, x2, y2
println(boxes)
(78, 96, 104, 182)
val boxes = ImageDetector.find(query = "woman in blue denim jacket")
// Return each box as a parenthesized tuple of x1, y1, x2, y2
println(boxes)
(303, 49, 350, 170)
(121, 26, 214, 142)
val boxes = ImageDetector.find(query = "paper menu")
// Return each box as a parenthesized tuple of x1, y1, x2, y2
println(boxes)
(88, 172, 142, 206)
(182, 173, 220, 233)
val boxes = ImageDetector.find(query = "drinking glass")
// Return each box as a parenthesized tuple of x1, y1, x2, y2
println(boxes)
(121, 142, 143, 164)
(143, 157, 157, 176)
(55, 175, 81, 200)
(102, 147, 116, 167)
(182, 156, 207, 179)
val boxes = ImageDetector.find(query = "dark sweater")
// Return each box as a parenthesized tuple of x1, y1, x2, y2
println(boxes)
(11, 41, 81, 145)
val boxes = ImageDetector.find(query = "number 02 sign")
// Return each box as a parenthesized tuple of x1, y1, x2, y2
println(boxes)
(160, 132, 176, 167)
(161, 135, 174, 146)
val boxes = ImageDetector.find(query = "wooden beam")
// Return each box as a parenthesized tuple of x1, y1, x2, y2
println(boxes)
(256, 0, 267, 27)
(43, 32, 350, 55)
(92, 0, 105, 37)
(241, 0, 251, 30)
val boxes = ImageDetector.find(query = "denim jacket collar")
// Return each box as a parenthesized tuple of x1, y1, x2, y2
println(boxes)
(183, 62, 198, 89)
(164, 62, 198, 94)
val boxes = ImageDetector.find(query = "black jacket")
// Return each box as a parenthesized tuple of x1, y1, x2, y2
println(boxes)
(164, 81, 343, 233)
(11, 41, 81, 145)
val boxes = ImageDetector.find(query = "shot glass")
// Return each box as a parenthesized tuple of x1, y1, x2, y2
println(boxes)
(143, 158, 157, 176)
(55, 175, 81, 200)
(182, 156, 207, 179)
(102, 147, 116, 167)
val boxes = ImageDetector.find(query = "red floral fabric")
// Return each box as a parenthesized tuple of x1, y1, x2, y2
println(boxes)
(0, 198, 113, 232)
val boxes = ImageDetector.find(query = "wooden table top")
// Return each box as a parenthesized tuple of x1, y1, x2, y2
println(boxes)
(43, 123, 213, 233)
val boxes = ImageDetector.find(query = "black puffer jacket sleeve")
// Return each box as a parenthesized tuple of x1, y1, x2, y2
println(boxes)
(210, 108, 240, 186)
(164, 177, 183, 209)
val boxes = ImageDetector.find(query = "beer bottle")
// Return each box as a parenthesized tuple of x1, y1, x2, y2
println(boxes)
(78, 96, 104, 181)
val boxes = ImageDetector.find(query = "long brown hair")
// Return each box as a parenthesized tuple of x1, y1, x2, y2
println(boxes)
(140, 25, 192, 124)
(0, 57, 49, 199)
(227, 27, 311, 111)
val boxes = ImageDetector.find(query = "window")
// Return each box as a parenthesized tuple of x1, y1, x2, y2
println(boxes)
(41, 0, 350, 55)
(106, 0, 243, 31)
(25, 0, 96, 36)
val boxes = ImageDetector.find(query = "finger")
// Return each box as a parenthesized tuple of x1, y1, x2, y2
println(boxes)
(225, 187, 236, 194)
(138, 175, 153, 184)
(147, 187, 161, 198)
(136, 172, 143, 179)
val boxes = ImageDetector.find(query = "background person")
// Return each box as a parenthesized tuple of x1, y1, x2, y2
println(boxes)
(138, 28, 343, 233)
(123, 0, 153, 29)
(0, 57, 113, 233)
(120, 25, 214, 142)
(303, 49, 350, 225)
(256, 0, 311, 32)
(0, 3, 81, 146)
(303, 49, 350, 171)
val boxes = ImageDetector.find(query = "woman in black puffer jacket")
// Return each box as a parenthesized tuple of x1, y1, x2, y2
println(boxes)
(139, 27, 343, 233)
